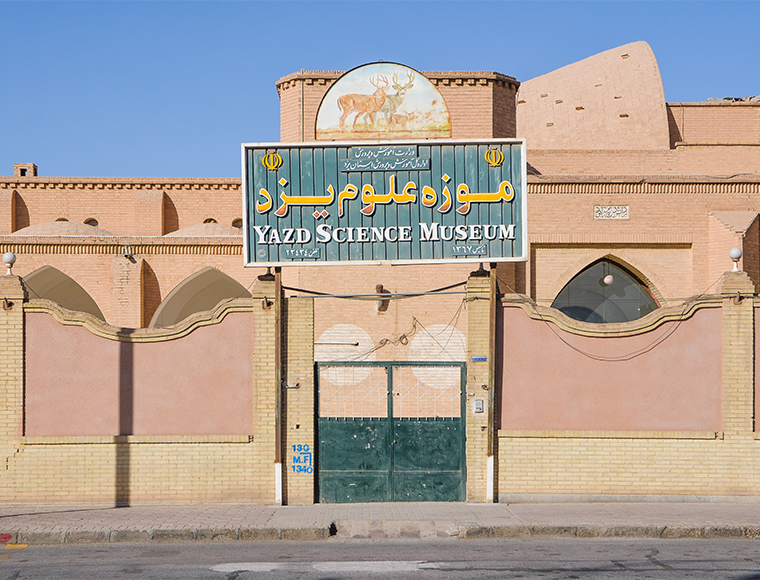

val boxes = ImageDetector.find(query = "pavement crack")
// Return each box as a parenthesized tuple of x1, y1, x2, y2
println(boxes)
(645, 548, 673, 570)
(504, 505, 529, 526)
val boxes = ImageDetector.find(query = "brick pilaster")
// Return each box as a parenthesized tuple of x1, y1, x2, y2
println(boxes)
(719, 271, 757, 494)
(251, 279, 279, 503)
(466, 272, 491, 501)
(133, 189, 164, 236)
(0, 275, 27, 463)
(282, 296, 315, 505)
(109, 256, 143, 328)
(720, 271, 756, 435)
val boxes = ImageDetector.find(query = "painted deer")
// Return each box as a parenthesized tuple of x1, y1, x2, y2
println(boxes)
(337, 74, 390, 131)
(380, 71, 415, 129)
(389, 111, 417, 131)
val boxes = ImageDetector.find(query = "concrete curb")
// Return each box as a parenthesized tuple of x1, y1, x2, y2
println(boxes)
(461, 525, 760, 540)
(4, 524, 760, 544)
(4, 527, 333, 545)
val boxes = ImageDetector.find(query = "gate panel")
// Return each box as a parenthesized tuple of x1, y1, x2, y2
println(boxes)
(391, 365, 464, 501)
(318, 365, 390, 503)
(317, 362, 465, 503)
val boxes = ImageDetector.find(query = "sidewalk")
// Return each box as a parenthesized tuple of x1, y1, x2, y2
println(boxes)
(3, 501, 760, 544)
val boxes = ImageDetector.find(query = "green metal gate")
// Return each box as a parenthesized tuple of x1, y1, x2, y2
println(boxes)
(317, 362, 466, 503)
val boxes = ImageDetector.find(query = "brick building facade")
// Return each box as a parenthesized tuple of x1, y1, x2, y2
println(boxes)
(1, 41, 760, 504)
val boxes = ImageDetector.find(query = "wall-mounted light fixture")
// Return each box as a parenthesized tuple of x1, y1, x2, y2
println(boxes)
(4, 252, 16, 276)
(376, 284, 391, 313)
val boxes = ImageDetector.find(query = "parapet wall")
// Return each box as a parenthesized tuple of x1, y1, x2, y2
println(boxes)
(668, 102, 760, 147)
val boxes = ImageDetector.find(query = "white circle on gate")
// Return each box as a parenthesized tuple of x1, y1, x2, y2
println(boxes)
(409, 324, 466, 387)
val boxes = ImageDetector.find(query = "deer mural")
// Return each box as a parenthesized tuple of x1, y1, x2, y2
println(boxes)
(389, 111, 417, 131)
(380, 71, 415, 130)
(337, 74, 390, 132)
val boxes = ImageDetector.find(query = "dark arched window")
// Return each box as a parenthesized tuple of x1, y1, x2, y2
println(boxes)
(551, 259, 659, 323)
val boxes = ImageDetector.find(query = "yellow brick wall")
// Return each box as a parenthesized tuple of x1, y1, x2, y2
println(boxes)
(2, 437, 260, 505)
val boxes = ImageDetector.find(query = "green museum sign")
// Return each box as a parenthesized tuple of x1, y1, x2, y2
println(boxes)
(242, 139, 527, 266)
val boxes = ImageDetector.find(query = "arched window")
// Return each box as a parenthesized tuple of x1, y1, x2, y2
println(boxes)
(84, 218, 99, 227)
(551, 259, 659, 323)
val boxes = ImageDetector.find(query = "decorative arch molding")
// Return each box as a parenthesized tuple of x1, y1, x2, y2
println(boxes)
(549, 251, 667, 308)
(502, 294, 724, 338)
(24, 265, 105, 321)
(149, 267, 251, 328)
(24, 297, 255, 342)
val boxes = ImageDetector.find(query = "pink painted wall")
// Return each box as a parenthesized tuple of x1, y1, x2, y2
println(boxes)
(25, 312, 254, 436)
(499, 307, 722, 431)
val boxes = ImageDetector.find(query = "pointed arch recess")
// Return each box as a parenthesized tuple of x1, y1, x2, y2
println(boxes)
(550, 252, 667, 308)
(149, 267, 251, 328)
(24, 266, 105, 321)
(551, 257, 660, 324)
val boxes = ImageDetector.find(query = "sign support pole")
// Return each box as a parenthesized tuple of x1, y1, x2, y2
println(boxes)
(487, 263, 497, 503)
(274, 266, 283, 505)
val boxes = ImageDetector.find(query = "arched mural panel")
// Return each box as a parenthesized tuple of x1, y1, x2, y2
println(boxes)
(316, 62, 451, 140)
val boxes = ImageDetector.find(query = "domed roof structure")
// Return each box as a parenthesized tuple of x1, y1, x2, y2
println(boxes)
(10, 221, 115, 236)
(164, 223, 242, 237)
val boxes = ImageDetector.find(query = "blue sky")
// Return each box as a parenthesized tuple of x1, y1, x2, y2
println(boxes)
(1, 1, 758, 178)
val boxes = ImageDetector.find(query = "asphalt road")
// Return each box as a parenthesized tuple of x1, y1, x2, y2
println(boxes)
(2, 538, 760, 579)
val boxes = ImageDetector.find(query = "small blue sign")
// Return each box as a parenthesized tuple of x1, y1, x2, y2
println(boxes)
(291, 444, 313, 474)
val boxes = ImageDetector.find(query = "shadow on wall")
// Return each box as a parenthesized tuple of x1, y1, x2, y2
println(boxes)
(141, 261, 161, 328)
(162, 194, 179, 235)
(117, 333, 133, 507)
(13, 192, 29, 231)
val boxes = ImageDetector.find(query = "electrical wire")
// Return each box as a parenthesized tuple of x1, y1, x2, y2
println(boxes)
(345, 298, 468, 362)
(347, 319, 419, 361)
(413, 299, 467, 360)
(495, 271, 731, 363)
(282, 280, 467, 300)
